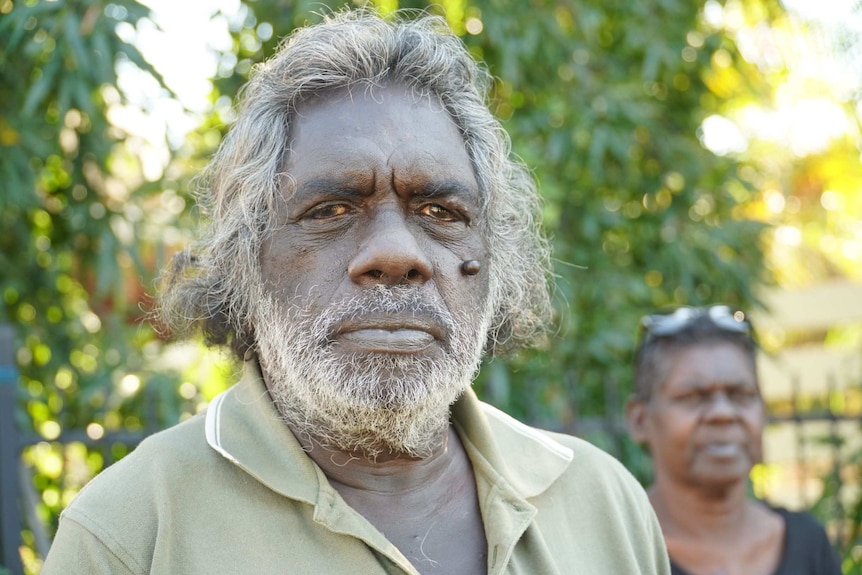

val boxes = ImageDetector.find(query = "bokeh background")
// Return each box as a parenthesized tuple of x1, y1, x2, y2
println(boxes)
(1, 0, 861, 573)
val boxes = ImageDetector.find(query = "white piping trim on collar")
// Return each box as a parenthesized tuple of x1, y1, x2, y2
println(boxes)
(480, 403, 574, 462)
(204, 390, 239, 464)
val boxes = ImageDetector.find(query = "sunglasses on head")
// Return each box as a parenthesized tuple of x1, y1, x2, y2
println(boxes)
(639, 305, 750, 342)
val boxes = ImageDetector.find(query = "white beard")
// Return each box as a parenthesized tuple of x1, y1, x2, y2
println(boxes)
(253, 285, 491, 458)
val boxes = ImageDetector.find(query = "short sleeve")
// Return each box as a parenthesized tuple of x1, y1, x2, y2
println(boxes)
(42, 515, 141, 575)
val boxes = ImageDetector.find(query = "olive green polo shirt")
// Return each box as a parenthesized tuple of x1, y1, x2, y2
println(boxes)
(44, 363, 670, 574)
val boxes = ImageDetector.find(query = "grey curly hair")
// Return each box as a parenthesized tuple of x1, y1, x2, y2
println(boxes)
(156, 8, 552, 359)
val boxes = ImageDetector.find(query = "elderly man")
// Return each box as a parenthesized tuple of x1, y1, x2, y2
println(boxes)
(44, 10, 669, 575)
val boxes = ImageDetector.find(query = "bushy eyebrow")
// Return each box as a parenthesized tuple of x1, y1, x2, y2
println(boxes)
(292, 177, 480, 206)
(412, 181, 478, 203)
(291, 177, 370, 201)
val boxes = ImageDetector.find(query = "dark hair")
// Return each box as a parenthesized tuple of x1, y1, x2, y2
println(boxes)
(632, 312, 758, 401)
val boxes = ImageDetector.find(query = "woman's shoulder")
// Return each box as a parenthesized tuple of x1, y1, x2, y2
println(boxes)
(769, 505, 842, 575)
(770, 506, 831, 539)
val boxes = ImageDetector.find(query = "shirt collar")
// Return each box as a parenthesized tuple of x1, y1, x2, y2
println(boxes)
(204, 361, 321, 504)
(205, 361, 574, 502)
(451, 384, 573, 499)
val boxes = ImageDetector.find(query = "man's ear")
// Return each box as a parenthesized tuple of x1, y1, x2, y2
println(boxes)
(625, 398, 650, 445)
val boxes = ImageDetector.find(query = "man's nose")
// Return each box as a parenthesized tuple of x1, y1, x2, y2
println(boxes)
(348, 207, 433, 286)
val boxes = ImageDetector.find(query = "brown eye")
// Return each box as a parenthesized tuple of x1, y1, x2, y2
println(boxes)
(419, 203, 459, 222)
(306, 203, 350, 220)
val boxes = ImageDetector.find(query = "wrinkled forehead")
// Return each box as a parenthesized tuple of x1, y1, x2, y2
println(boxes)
(290, 83, 457, 141)
(280, 83, 479, 200)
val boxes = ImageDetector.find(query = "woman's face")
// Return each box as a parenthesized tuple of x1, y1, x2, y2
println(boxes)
(631, 342, 765, 491)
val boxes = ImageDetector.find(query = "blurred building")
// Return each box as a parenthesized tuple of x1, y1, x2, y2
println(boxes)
(753, 280, 862, 517)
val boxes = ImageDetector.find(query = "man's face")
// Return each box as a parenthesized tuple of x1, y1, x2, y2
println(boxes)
(253, 84, 491, 457)
(635, 342, 764, 491)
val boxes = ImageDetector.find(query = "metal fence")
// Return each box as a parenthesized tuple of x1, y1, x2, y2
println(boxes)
(0, 324, 158, 575)
(0, 325, 24, 575)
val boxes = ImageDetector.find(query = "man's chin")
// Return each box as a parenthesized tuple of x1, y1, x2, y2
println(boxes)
(285, 391, 459, 459)
(308, 374, 469, 419)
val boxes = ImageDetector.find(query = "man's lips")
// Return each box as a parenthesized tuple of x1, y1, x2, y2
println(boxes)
(330, 315, 447, 353)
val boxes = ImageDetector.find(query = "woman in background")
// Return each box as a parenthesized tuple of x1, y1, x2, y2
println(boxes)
(625, 305, 842, 575)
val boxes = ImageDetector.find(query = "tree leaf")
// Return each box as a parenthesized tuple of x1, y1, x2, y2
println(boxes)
(21, 53, 63, 116)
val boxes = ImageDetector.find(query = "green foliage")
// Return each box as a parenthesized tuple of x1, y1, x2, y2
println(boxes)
(811, 443, 862, 574)
(0, 1, 189, 568)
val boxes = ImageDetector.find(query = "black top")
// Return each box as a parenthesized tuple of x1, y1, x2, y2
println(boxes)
(670, 508, 842, 575)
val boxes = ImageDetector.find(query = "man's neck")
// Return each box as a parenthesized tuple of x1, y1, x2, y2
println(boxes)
(294, 424, 489, 574)
(293, 424, 458, 498)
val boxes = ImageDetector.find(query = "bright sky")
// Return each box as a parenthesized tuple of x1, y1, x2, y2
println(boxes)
(109, 0, 239, 179)
(699, 0, 861, 157)
(135, 0, 239, 110)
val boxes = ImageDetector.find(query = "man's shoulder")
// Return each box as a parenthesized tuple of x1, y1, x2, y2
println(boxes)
(64, 411, 214, 516)
(475, 402, 669, 574)
(107, 409, 211, 472)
